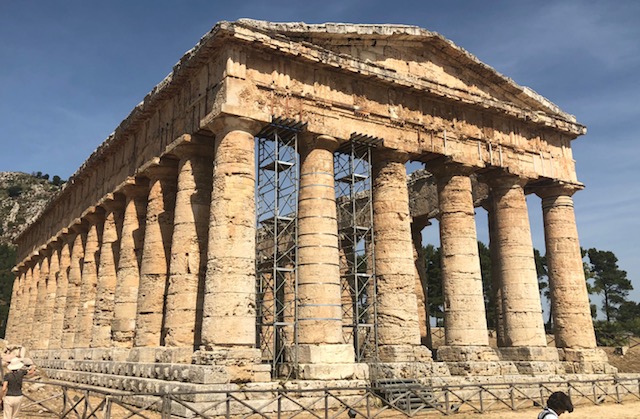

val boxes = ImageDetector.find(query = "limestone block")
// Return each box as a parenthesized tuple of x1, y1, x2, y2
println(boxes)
(378, 344, 432, 362)
(296, 343, 355, 364)
(437, 346, 500, 362)
(295, 363, 368, 380)
(446, 361, 519, 376)
(559, 347, 609, 363)
(498, 346, 559, 362)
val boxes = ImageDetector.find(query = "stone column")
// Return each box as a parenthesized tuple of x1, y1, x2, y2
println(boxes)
(411, 217, 432, 348)
(296, 134, 355, 376)
(32, 255, 50, 349)
(372, 149, 430, 362)
(135, 160, 178, 348)
(431, 163, 497, 363)
(17, 265, 35, 345)
(485, 199, 506, 347)
(112, 179, 148, 347)
(201, 116, 261, 349)
(164, 140, 213, 349)
(50, 234, 71, 350)
(91, 194, 125, 348)
(486, 174, 548, 350)
(39, 243, 60, 350)
(4, 271, 22, 343)
(75, 209, 104, 348)
(62, 224, 86, 349)
(535, 185, 597, 350)
(25, 261, 40, 349)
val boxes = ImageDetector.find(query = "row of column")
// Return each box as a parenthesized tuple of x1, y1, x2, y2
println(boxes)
(6, 117, 596, 366)
(430, 161, 596, 353)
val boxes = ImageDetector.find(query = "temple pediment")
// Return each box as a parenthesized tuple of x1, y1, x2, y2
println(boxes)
(215, 19, 582, 133)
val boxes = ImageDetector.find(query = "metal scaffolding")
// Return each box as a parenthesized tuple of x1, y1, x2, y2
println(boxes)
(255, 117, 305, 377)
(334, 133, 382, 362)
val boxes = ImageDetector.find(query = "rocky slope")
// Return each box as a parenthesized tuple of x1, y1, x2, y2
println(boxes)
(0, 172, 63, 246)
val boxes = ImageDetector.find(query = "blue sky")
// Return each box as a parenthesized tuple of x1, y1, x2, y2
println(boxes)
(1, 1, 638, 305)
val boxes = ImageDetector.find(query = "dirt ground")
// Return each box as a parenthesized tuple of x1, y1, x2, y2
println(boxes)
(419, 400, 640, 418)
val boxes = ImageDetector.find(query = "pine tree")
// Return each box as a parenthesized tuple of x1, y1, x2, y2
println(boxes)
(587, 248, 633, 322)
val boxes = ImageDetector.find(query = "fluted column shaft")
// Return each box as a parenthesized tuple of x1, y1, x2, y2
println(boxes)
(488, 175, 546, 347)
(50, 238, 71, 349)
(25, 264, 40, 348)
(433, 165, 489, 346)
(486, 201, 506, 347)
(372, 150, 422, 355)
(164, 142, 213, 348)
(4, 273, 22, 342)
(297, 135, 342, 345)
(202, 117, 261, 347)
(75, 211, 104, 348)
(412, 217, 432, 348)
(40, 246, 60, 349)
(91, 195, 124, 348)
(135, 163, 178, 347)
(112, 181, 148, 347)
(32, 257, 50, 349)
(17, 267, 34, 344)
(62, 228, 85, 349)
(537, 186, 596, 348)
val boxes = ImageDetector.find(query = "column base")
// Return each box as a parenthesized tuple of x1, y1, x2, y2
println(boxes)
(559, 347, 617, 374)
(296, 343, 355, 364)
(193, 346, 270, 383)
(436, 346, 518, 376)
(445, 361, 519, 376)
(292, 363, 369, 380)
(498, 346, 559, 362)
(436, 345, 500, 362)
(378, 344, 433, 362)
(287, 343, 367, 380)
(128, 346, 194, 363)
(369, 360, 450, 380)
(497, 346, 564, 375)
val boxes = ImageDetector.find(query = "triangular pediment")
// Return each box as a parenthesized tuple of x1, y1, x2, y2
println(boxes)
(227, 19, 579, 128)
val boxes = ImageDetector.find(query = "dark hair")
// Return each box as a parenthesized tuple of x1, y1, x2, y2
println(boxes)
(547, 391, 574, 413)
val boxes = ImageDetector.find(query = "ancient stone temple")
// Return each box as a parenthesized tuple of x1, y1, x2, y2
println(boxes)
(7, 19, 612, 404)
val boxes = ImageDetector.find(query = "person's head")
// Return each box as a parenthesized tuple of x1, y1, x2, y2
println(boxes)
(7, 357, 24, 371)
(547, 391, 574, 415)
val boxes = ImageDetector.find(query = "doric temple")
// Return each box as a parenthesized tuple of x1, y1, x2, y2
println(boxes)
(7, 19, 613, 406)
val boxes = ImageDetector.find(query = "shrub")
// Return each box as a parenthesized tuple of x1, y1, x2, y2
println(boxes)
(6, 185, 22, 198)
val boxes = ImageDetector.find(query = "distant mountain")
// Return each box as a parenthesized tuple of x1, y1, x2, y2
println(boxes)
(0, 172, 63, 336)
(0, 171, 63, 246)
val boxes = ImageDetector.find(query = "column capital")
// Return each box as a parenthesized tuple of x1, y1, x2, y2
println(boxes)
(99, 192, 126, 213)
(299, 133, 340, 153)
(530, 181, 583, 199)
(168, 141, 214, 160)
(119, 177, 149, 198)
(46, 236, 63, 253)
(427, 158, 476, 180)
(207, 115, 263, 138)
(139, 157, 179, 181)
(83, 206, 106, 225)
(481, 170, 528, 190)
(373, 148, 409, 164)
(68, 218, 89, 234)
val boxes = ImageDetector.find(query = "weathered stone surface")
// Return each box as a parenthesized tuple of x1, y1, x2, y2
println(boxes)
(536, 185, 597, 349)
(164, 139, 213, 348)
(135, 162, 178, 347)
(112, 181, 148, 347)
(6, 20, 613, 395)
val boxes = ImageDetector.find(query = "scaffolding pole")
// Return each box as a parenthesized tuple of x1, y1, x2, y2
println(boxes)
(255, 117, 305, 378)
(334, 133, 382, 362)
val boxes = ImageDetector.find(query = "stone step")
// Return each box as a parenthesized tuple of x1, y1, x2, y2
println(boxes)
(373, 378, 441, 412)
